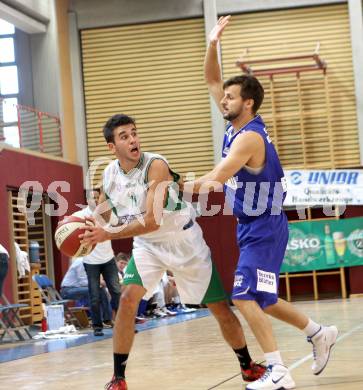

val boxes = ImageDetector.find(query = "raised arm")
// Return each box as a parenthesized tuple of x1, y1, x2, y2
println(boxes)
(186, 131, 264, 193)
(205, 15, 231, 112)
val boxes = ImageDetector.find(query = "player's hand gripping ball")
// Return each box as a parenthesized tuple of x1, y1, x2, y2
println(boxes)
(54, 216, 96, 257)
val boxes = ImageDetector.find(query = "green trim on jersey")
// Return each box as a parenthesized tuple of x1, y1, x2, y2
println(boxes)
(201, 262, 228, 304)
(143, 157, 164, 184)
(164, 181, 187, 211)
(122, 256, 143, 287)
(118, 153, 145, 176)
(170, 170, 180, 183)
(144, 157, 187, 212)
(104, 192, 118, 220)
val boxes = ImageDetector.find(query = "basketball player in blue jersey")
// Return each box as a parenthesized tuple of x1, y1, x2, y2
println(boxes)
(184, 16, 338, 390)
(80, 114, 266, 390)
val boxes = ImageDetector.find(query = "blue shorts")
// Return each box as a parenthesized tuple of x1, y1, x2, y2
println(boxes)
(232, 213, 288, 309)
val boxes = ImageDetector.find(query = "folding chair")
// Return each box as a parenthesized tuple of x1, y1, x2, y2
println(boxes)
(0, 294, 32, 342)
(32, 274, 82, 328)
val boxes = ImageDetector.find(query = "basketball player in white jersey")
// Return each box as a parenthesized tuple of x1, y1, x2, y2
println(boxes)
(81, 114, 266, 390)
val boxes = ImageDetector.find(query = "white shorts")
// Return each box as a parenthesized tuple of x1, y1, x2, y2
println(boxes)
(123, 221, 226, 304)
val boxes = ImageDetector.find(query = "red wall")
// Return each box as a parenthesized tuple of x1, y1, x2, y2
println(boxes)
(0, 147, 84, 296)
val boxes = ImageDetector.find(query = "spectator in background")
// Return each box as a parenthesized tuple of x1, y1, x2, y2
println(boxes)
(115, 252, 129, 287)
(150, 272, 196, 317)
(0, 244, 9, 296)
(163, 271, 179, 307)
(74, 189, 121, 336)
(60, 258, 89, 302)
(116, 252, 146, 324)
(60, 257, 112, 327)
(115, 253, 193, 318)
(163, 271, 196, 314)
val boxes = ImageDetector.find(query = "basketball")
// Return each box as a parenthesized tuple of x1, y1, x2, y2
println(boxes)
(54, 215, 96, 257)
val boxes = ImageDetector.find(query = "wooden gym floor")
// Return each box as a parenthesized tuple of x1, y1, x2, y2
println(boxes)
(0, 297, 362, 390)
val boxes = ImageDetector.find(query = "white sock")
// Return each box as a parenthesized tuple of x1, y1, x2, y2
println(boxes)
(264, 351, 284, 366)
(303, 319, 321, 338)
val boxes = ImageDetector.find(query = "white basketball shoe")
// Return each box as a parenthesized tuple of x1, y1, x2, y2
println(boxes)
(307, 325, 338, 375)
(246, 364, 295, 390)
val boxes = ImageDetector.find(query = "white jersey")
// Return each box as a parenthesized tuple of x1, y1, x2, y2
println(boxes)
(102, 152, 194, 243)
(73, 206, 115, 264)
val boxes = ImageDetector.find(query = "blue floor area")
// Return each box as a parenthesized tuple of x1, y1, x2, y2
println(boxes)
(0, 309, 210, 364)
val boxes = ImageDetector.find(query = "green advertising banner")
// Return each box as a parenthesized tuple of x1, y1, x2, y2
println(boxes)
(281, 217, 363, 273)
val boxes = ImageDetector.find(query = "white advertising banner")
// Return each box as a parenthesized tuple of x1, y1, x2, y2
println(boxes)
(284, 170, 363, 206)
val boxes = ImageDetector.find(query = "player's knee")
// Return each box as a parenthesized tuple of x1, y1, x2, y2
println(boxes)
(232, 298, 254, 313)
(120, 290, 140, 312)
(208, 301, 234, 320)
(262, 300, 278, 313)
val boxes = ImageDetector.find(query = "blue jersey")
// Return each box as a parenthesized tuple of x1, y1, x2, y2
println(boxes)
(222, 115, 287, 223)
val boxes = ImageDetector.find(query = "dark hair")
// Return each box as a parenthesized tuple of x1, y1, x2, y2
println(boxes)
(103, 114, 136, 143)
(85, 187, 100, 198)
(223, 75, 264, 113)
(116, 252, 130, 262)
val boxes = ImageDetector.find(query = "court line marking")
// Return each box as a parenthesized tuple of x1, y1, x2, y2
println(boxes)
(207, 321, 363, 389)
(207, 373, 241, 389)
